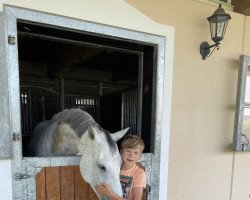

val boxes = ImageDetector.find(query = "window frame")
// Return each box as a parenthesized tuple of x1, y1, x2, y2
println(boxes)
(0, 5, 169, 200)
(233, 55, 250, 151)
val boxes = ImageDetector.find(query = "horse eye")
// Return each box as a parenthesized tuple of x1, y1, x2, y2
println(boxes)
(98, 164, 106, 171)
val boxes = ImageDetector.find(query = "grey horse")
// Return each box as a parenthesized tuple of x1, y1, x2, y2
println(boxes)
(28, 108, 129, 200)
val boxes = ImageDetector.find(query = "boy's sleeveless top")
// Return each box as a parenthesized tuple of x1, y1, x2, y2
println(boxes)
(120, 164, 146, 199)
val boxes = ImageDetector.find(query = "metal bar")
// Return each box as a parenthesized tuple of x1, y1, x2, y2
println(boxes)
(60, 77, 65, 110)
(18, 31, 142, 55)
(150, 46, 158, 152)
(28, 89, 33, 132)
(20, 85, 60, 95)
(98, 82, 103, 96)
(42, 93, 46, 121)
(121, 93, 124, 129)
(21, 79, 131, 89)
(137, 53, 143, 137)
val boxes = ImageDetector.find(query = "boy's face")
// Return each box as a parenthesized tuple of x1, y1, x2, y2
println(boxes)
(120, 147, 141, 168)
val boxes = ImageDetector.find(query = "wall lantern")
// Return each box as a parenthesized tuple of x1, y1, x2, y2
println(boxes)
(200, 4, 231, 60)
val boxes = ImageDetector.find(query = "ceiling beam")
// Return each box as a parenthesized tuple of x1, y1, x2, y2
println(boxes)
(48, 46, 102, 77)
(242, 6, 250, 15)
(233, 0, 250, 13)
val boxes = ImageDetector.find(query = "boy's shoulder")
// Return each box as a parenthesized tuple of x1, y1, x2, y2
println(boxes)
(135, 162, 145, 173)
(133, 163, 146, 176)
(120, 163, 145, 176)
(128, 163, 145, 176)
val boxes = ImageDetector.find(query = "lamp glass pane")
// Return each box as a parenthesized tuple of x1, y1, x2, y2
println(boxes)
(222, 21, 228, 38)
(210, 22, 216, 38)
(216, 22, 225, 37)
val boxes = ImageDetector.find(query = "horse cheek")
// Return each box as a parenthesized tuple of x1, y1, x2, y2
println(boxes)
(79, 156, 92, 184)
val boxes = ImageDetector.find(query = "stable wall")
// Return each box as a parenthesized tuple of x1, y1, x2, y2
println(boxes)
(125, 0, 250, 200)
(1, 0, 249, 200)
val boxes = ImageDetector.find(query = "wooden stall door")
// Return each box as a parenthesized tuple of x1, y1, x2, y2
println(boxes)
(36, 166, 98, 200)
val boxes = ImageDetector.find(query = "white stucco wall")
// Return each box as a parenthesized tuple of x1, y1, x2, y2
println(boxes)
(125, 1, 250, 200)
(3, 0, 250, 200)
(0, 160, 12, 200)
(0, 0, 174, 199)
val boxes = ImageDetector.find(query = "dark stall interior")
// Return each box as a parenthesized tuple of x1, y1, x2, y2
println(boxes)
(17, 21, 155, 155)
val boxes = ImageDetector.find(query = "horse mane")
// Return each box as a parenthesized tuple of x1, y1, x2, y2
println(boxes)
(28, 108, 118, 156)
(55, 109, 117, 152)
(52, 108, 95, 137)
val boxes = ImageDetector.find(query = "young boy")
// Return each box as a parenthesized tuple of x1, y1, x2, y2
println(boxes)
(95, 134, 146, 200)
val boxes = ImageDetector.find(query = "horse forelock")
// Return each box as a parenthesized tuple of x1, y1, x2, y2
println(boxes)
(104, 130, 117, 155)
(52, 109, 95, 137)
(93, 124, 117, 155)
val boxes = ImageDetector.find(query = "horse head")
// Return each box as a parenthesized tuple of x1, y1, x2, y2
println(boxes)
(79, 124, 129, 199)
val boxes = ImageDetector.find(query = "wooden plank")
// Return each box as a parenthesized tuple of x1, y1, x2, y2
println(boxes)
(61, 166, 75, 200)
(74, 166, 88, 200)
(88, 184, 99, 200)
(36, 168, 46, 200)
(46, 167, 61, 200)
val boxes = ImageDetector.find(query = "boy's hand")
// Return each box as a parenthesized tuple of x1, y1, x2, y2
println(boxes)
(95, 184, 113, 197)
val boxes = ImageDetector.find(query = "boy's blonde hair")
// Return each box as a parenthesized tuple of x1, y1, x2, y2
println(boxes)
(121, 134, 145, 153)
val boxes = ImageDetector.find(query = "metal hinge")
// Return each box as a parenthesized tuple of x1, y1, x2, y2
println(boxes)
(8, 35, 15, 45)
(13, 132, 20, 141)
(145, 184, 151, 200)
(15, 173, 32, 181)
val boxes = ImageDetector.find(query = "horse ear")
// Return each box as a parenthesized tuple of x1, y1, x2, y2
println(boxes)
(88, 124, 95, 140)
(112, 127, 130, 142)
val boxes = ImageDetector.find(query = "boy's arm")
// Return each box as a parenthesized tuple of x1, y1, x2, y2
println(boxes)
(130, 187, 144, 200)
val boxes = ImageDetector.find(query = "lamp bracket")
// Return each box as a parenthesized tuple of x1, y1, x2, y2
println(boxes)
(200, 41, 220, 60)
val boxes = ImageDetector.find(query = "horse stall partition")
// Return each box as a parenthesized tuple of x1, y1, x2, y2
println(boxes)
(1, 5, 168, 200)
(20, 85, 100, 156)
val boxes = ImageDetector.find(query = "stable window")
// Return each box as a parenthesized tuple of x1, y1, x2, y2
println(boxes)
(18, 21, 155, 154)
